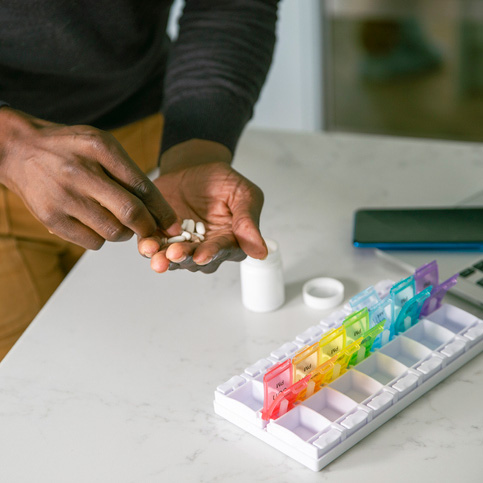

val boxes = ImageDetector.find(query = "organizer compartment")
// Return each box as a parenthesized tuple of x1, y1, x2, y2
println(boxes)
(328, 370, 383, 404)
(296, 325, 328, 345)
(269, 405, 331, 442)
(336, 407, 371, 435)
(227, 377, 264, 412)
(365, 389, 396, 416)
(216, 375, 247, 395)
(390, 370, 421, 397)
(415, 355, 444, 381)
(244, 358, 274, 378)
(355, 352, 407, 385)
(312, 426, 344, 455)
(404, 319, 455, 350)
(426, 304, 479, 334)
(302, 387, 358, 422)
(462, 322, 483, 346)
(379, 336, 432, 367)
(270, 341, 302, 361)
(215, 375, 267, 428)
(438, 336, 468, 363)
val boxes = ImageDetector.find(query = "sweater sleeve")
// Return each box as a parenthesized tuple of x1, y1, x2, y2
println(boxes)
(161, 0, 279, 155)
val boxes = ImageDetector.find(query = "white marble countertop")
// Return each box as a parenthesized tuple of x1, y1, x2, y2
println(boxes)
(0, 129, 482, 482)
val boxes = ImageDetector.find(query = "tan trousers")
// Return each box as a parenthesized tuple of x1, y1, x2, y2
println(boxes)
(0, 113, 163, 361)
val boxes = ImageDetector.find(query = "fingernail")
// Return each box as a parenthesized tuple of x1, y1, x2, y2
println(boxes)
(170, 255, 187, 263)
(258, 239, 269, 260)
(195, 256, 212, 266)
(166, 222, 183, 237)
(142, 249, 156, 258)
(140, 239, 160, 258)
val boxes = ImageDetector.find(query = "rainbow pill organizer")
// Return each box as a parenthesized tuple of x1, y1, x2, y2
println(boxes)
(213, 261, 483, 471)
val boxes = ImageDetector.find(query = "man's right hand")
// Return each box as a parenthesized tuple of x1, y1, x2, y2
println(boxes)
(0, 107, 180, 249)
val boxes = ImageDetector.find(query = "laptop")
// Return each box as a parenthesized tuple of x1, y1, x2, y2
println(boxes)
(375, 190, 483, 309)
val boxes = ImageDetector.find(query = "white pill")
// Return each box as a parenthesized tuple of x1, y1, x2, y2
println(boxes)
(181, 230, 192, 241)
(185, 219, 195, 233)
(181, 219, 189, 230)
(195, 221, 206, 235)
(167, 235, 186, 243)
(195, 233, 205, 242)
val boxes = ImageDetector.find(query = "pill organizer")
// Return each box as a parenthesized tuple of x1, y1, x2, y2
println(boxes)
(213, 278, 483, 471)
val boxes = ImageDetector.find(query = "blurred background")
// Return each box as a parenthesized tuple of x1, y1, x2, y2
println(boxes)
(170, 0, 483, 143)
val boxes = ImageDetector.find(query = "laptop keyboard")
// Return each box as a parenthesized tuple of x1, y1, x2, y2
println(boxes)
(459, 259, 483, 289)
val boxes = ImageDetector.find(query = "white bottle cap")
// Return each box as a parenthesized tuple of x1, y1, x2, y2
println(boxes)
(302, 277, 344, 310)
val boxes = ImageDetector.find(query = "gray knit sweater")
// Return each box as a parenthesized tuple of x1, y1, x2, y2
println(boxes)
(0, 0, 278, 153)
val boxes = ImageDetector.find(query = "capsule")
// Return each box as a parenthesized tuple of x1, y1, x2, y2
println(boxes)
(195, 221, 206, 235)
(167, 235, 187, 243)
(185, 219, 196, 233)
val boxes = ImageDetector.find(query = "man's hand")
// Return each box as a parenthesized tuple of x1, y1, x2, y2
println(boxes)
(0, 107, 180, 250)
(138, 149, 268, 274)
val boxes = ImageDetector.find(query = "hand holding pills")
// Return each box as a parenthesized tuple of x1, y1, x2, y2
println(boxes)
(137, 160, 268, 274)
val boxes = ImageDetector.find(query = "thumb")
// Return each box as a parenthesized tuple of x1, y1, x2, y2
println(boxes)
(231, 188, 268, 260)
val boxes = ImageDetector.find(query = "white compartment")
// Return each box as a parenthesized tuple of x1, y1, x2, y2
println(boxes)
(391, 370, 421, 397)
(302, 387, 358, 421)
(365, 389, 396, 416)
(244, 358, 274, 378)
(415, 355, 444, 381)
(216, 375, 247, 395)
(328, 370, 383, 404)
(355, 352, 408, 385)
(438, 336, 468, 363)
(228, 379, 264, 412)
(379, 336, 432, 367)
(270, 405, 331, 442)
(337, 407, 371, 435)
(463, 322, 483, 346)
(425, 304, 479, 334)
(320, 307, 352, 327)
(404, 319, 455, 350)
(270, 341, 302, 361)
(312, 426, 344, 455)
(296, 325, 325, 345)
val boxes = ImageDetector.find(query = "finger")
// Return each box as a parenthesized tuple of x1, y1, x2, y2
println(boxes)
(90, 174, 162, 238)
(231, 189, 268, 259)
(165, 241, 198, 264)
(197, 252, 232, 274)
(168, 255, 224, 274)
(138, 231, 167, 258)
(198, 260, 224, 274)
(191, 236, 244, 266)
(138, 237, 161, 258)
(48, 215, 105, 250)
(150, 250, 171, 273)
(195, 248, 245, 274)
(168, 256, 203, 273)
(90, 135, 181, 234)
(71, 199, 134, 243)
(232, 215, 267, 259)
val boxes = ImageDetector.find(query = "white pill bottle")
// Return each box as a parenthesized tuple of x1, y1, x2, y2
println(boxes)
(240, 238, 285, 312)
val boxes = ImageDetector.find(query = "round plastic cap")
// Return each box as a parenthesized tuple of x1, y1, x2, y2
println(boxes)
(302, 277, 344, 310)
